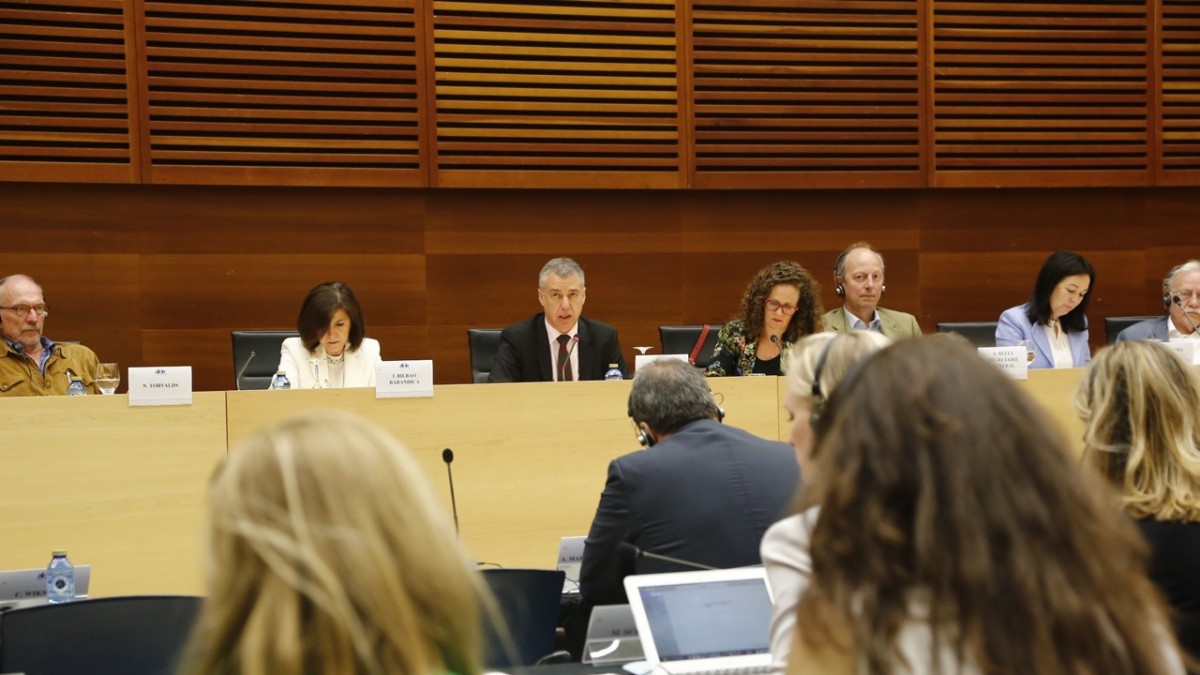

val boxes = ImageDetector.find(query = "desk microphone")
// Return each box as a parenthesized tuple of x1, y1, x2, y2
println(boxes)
(442, 448, 460, 536)
(559, 334, 580, 381)
(618, 542, 716, 570)
(1174, 295, 1200, 335)
(235, 350, 256, 391)
(770, 334, 780, 353)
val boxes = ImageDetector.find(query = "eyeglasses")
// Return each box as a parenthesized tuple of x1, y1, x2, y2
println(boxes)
(0, 304, 49, 317)
(766, 299, 797, 315)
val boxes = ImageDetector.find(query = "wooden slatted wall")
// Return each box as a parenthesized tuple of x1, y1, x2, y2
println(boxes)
(931, 1, 1151, 187)
(1160, 0, 1200, 183)
(428, 0, 683, 188)
(138, 0, 426, 186)
(689, 0, 925, 188)
(0, 0, 139, 182)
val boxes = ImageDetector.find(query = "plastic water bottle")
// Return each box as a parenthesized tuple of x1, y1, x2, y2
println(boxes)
(269, 371, 291, 390)
(46, 550, 74, 603)
(66, 375, 86, 396)
(604, 363, 624, 381)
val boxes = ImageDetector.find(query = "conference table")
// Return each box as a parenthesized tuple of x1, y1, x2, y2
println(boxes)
(0, 370, 1086, 598)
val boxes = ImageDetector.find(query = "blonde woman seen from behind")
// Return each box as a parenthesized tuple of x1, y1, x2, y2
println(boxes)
(1077, 340, 1200, 664)
(762, 331, 892, 674)
(788, 337, 1184, 675)
(179, 411, 482, 675)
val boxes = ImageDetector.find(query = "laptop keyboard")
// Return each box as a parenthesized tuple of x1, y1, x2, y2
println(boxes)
(681, 666, 769, 675)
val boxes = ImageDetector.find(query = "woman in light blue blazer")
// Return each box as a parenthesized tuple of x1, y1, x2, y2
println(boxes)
(996, 251, 1094, 369)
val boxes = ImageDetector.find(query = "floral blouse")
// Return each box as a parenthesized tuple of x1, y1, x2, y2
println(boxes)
(704, 319, 791, 377)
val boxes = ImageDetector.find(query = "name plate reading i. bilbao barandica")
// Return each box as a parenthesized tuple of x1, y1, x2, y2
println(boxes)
(128, 366, 193, 406)
(375, 360, 433, 399)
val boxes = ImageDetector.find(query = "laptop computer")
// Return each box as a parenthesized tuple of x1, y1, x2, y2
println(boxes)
(623, 566, 773, 674)
(0, 565, 92, 609)
(556, 535, 585, 594)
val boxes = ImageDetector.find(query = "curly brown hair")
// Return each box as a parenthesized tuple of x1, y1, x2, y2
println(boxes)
(796, 336, 1182, 675)
(734, 261, 823, 346)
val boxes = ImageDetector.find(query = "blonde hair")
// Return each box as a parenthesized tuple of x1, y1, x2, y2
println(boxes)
(786, 331, 893, 403)
(180, 411, 482, 675)
(1076, 340, 1200, 522)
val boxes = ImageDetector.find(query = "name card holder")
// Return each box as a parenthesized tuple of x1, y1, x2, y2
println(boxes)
(977, 346, 1029, 380)
(634, 353, 689, 372)
(127, 367, 193, 406)
(375, 360, 434, 399)
(1165, 340, 1197, 365)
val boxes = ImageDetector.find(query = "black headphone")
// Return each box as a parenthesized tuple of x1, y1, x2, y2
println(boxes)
(630, 405, 726, 448)
(833, 248, 886, 298)
(809, 337, 836, 426)
(810, 347, 882, 451)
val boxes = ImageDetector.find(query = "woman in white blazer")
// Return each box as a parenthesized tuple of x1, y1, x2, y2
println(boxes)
(278, 281, 381, 389)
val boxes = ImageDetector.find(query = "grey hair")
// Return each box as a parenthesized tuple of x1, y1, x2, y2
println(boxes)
(834, 242, 885, 278)
(539, 257, 585, 288)
(0, 274, 42, 297)
(786, 331, 893, 401)
(1164, 260, 1200, 297)
(627, 359, 720, 434)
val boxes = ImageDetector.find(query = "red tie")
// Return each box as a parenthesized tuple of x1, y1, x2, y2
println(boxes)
(557, 334, 573, 381)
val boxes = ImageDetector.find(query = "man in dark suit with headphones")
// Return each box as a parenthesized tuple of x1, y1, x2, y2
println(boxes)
(823, 242, 921, 339)
(487, 257, 628, 382)
(577, 358, 799, 609)
(1116, 259, 1200, 342)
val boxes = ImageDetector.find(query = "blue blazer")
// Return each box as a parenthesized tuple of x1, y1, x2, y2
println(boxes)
(996, 305, 1091, 369)
(1116, 317, 1169, 342)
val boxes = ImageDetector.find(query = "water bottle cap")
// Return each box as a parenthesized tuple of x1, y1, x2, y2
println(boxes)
(608, 363, 619, 368)
(52, 549, 67, 557)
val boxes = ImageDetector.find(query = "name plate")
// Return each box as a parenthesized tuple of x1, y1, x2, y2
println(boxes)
(977, 346, 1029, 380)
(1165, 340, 1197, 365)
(127, 366, 193, 406)
(634, 353, 689, 372)
(375, 360, 433, 399)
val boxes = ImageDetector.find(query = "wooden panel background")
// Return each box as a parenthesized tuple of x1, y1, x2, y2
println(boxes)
(5, 0, 1200, 189)
(1, 182, 1197, 391)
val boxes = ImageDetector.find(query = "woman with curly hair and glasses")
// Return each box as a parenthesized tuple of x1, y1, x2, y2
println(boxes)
(1077, 340, 1200, 663)
(705, 261, 823, 377)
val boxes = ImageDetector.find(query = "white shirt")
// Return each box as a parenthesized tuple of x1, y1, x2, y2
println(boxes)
(1043, 321, 1074, 369)
(1169, 316, 1200, 341)
(843, 307, 882, 333)
(544, 320, 579, 382)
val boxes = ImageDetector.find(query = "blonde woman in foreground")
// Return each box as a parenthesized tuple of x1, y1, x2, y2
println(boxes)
(786, 337, 1185, 675)
(761, 330, 893, 673)
(1077, 340, 1200, 664)
(179, 411, 482, 675)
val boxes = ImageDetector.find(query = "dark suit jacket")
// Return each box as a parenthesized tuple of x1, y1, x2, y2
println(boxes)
(487, 313, 628, 382)
(578, 419, 799, 606)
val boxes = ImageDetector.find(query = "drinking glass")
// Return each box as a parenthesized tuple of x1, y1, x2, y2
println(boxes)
(1018, 340, 1036, 364)
(95, 362, 120, 395)
(634, 346, 653, 355)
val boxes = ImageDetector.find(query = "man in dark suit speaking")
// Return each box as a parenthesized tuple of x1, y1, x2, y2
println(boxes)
(488, 257, 628, 382)
(578, 359, 799, 606)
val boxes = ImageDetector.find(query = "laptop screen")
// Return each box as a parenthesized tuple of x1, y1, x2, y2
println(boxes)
(635, 577, 772, 662)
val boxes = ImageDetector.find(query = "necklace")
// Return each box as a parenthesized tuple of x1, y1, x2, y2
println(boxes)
(325, 352, 345, 365)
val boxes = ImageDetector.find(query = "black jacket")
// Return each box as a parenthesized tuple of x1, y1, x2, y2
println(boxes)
(487, 313, 628, 382)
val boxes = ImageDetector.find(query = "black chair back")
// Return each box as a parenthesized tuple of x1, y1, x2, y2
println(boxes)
(467, 329, 503, 383)
(659, 324, 723, 368)
(1104, 315, 1162, 344)
(230, 330, 298, 390)
(480, 568, 565, 667)
(0, 595, 202, 675)
(935, 321, 999, 348)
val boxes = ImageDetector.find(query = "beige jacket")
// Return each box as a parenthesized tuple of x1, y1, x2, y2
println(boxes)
(0, 340, 100, 396)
